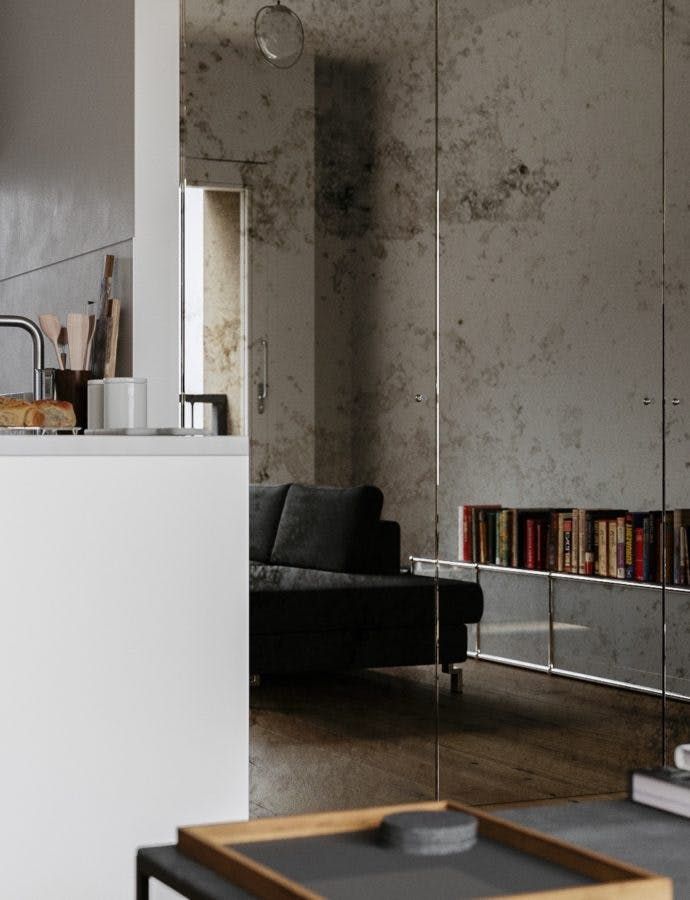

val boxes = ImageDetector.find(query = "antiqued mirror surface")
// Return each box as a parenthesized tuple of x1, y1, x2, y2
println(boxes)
(662, 0, 690, 763)
(182, 0, 440, 816)
(436, 0, 667, 804)
(181, 0, 686, 817)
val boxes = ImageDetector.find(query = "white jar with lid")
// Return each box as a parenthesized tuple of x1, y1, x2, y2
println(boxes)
(87, 379, 105, 429)
(103, 377, 148, 429)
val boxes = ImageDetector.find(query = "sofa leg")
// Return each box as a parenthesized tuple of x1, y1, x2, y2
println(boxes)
(442, 663, 463, 694)
(250, 674, 261, 688)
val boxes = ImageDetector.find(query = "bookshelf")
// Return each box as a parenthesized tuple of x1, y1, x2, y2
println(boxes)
(457, 506, 690, 586)
(410, 557, 690, 702)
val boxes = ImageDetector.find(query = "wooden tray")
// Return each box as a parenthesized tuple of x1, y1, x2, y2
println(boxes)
(178, 800, 672, 899)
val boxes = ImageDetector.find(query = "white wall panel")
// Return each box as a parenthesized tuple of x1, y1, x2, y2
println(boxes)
(0, 443, 248, 899)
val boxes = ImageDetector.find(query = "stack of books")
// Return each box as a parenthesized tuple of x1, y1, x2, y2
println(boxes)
(631, 766, 690, 818)
(457, 505, 690, 585)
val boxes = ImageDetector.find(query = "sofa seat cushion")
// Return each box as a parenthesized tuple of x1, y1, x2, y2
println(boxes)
(249, 483, 291, 563)
(270, 484, 384, 572)
(250, 564, 483, 635)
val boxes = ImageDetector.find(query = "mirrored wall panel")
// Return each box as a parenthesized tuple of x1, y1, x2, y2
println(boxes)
(181, 0, 442, 816)
(663, 0, 690, 759)
(436, 0, 665, 804)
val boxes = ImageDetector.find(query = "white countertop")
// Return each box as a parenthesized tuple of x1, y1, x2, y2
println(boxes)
(0, 435, 249, 456)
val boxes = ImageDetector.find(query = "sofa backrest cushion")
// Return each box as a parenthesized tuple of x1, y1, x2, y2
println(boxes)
(250, 483, 291, 563)
(270, 484, 384, 572)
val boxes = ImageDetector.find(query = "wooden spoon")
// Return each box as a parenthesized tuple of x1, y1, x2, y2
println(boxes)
(67, 313, 90, 371)
(85, 314, 96, 369)
(39, 314, 64, 370)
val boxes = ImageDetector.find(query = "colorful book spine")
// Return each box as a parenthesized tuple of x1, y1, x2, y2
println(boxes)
(595, 519, 606, 576)
(663, 515, 673, 584)
(497, 509, 511, 566)
(643, 514, 652, 582)
(509, 508, 519, 568)
(649, 512, 660, 583)
(584, 511, 595, 576)
(625, 513, 634, 580)
(616, 515, 626, 579)
(557, 512, 566, 572)
(486, 510, 497, 566)
(458, 505, 473, 562)
(536, 519, 546, 570)
(525, 518, 536, 569)
(472, 507, 480, 563)
(577, 508, 586, 574)
(634, 514, 645, 581)
(672, 510, 690, 585)
(563, 517, 573, 573)
(607, 519, 617, 578)
(478, 510, 488, 564)
(571, 510, 579, 577)
(680, 525, 690, 584)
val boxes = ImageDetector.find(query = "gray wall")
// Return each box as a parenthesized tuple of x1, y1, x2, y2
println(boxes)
(0, 0, 134, 390)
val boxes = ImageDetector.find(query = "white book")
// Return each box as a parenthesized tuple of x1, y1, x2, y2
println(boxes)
(631, 767, 690, 819)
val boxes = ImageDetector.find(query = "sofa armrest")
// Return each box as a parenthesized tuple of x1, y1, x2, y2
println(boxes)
(358, 519, 400, 574)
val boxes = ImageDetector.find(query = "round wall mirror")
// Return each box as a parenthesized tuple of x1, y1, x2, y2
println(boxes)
(254, 1, 304, 69)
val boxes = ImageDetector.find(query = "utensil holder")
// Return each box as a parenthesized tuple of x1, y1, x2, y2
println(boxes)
(55, 369, 89, 429)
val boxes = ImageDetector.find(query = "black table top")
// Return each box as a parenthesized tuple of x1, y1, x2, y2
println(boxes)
(500, 799, 690, 897)
(138, 799, 689, 900)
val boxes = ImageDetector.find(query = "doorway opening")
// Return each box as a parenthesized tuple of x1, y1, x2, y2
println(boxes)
(182, 185, 249, 435)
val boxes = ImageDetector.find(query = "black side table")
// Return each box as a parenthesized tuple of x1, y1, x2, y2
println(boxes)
(138, 800, 688, 899)
(136, 846, 250, 900)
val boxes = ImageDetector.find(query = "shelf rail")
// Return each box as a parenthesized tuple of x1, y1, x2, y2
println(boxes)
(411, 556, 689, 702)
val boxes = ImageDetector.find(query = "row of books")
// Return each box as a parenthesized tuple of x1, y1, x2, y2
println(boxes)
(458, 505, 690, 585)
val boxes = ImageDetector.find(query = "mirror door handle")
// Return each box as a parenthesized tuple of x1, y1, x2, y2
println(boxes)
(258, 338, 268, 414)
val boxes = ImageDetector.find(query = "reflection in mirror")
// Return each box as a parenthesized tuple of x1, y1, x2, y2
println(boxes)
(436, 0, 666, 806)
(182, 0, 445, 818)
(182, 185, 247, 434)
(662, 0, 690, 765)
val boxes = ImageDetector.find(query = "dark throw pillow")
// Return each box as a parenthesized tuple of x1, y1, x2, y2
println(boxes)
(270, 484, 384, 572)
(249, 483, 291, 562)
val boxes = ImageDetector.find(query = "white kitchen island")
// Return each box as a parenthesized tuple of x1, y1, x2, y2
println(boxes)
(0, 435, 248, 899)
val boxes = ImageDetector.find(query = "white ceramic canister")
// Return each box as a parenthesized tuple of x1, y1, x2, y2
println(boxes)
(103, 377, 148, 429)
(87, 379, 104, 429)
(675, 744, 690, 771)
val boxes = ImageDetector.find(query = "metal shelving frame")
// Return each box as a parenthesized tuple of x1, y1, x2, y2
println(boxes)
(411, 556, 690, 703)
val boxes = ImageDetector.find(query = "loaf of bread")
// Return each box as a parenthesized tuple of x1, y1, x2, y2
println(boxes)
(33, 399, 77, 428)
(24, 406, 47, 427)
(0, 396, 76, 428)
(0, 397, 32, 427)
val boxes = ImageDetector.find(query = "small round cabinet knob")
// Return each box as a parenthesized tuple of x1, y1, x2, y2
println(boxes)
(415, 393, 427, 403)
(672, 398, 681, 406)
(643, 397, 653, 406)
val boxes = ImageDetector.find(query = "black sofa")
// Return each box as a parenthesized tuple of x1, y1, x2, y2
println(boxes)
(249, 483, 483, 691)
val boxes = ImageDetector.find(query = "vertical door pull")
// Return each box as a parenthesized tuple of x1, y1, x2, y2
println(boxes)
(258, 338, 268, 414)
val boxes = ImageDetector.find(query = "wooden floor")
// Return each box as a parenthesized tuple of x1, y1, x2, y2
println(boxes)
(249, 659, 689, 818)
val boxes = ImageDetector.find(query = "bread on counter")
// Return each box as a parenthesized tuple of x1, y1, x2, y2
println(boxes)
(33, 400, 77, 428)
(0, 397, 33, 427)
(0, 396, 75, 428)
(24, 406, 47, 427)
